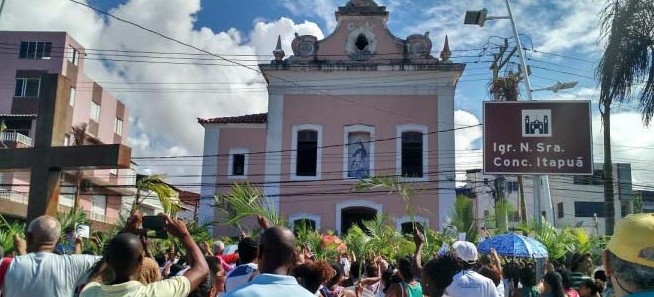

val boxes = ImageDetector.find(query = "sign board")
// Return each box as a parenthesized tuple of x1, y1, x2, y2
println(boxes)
(483, 101, 593, 175)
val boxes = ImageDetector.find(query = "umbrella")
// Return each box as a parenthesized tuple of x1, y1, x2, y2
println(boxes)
(477, 233, 548, 258)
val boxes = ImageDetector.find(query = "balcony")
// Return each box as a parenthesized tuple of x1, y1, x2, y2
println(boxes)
(1, 131, 33, 147)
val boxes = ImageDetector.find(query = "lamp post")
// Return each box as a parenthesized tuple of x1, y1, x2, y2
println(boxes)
(465, 0, 566, 227)
(0, 0, 6, 21)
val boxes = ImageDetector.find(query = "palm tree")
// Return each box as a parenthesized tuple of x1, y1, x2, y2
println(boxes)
(450, 195, 478, 242)
(597, 0, 654, 235)
(71, 123, 88, 211)
(133, 174, 181, 215)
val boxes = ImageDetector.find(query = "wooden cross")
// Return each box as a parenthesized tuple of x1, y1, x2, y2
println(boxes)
(0, 74, 131, 224)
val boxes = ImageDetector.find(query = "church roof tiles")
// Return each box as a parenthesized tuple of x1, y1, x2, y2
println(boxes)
(197, 113, 267, 124)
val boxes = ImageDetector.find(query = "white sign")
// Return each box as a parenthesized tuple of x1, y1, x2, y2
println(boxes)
(77, 224, 90, 238)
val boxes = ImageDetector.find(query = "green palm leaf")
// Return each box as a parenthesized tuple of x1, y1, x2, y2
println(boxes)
(217, 182, 285, 227)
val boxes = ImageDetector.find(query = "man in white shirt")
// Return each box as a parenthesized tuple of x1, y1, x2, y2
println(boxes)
(445, 241, 499, 297)
(2, 215, 100, 297)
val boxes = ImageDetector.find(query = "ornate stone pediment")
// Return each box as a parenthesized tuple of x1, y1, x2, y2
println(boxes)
(345, 22, 377, 61)
(291, 34, 318, 58)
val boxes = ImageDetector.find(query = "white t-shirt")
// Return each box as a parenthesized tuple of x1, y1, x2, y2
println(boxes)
(225, 263, 258, 292)
(445, 270, 500, 297)
(2, 252, 100, 297)
(496, 277, 505, 297)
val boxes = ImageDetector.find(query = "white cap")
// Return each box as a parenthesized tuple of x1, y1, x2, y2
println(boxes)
(453, 241, 478, 264)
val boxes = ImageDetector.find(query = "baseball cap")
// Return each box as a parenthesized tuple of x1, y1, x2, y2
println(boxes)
(453, 241, 478, 264)
(606, 213, 654, 268)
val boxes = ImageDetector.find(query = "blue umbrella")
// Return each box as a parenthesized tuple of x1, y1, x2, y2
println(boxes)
(477, 233, 549, 258)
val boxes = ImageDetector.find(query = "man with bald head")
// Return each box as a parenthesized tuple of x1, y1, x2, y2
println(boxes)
(224, 226, 315, 297)
(2, 215, 101, 297)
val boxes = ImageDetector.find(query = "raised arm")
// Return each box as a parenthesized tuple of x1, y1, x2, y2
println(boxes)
(412, 228, 425, 273)
(164, 216, 209, 291)
(490, 248, 502, 272)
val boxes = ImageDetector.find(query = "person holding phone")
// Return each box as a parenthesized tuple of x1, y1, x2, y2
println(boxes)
(80, 215, 209, 297)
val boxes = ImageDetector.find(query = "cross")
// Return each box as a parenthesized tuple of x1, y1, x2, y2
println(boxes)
(0, 74, 131, 224)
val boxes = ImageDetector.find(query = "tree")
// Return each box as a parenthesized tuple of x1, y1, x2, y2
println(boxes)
(450, 195, 477, 242)
(597, 0, 654, 235)
(133, 174, 181, 215)
(71, 123, 87, 210)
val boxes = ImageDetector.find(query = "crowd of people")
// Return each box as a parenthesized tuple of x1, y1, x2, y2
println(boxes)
(0, 212, 652, 297)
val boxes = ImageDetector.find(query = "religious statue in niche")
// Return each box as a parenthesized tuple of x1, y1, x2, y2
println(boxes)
(345, 22, 377, 61)
(348, 133, 370, 178)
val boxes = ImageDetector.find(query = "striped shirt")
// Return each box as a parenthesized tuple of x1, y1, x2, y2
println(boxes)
(225, 263, 258, 292)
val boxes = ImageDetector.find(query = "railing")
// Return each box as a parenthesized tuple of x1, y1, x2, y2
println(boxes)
(0, 188, 28, 204)
(0, 131, 33, 147)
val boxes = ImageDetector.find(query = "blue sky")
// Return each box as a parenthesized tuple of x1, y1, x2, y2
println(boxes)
(1, 0, 652, 189)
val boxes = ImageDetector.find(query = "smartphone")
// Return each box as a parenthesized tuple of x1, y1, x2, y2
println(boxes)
(142, 215, 166, 230)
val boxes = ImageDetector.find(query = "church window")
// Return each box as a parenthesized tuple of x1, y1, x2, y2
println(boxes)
(228, 148, 248, 179)
(232, 154, 245, 176)
(355, 34, 369, 51)
(401, 131, 423, 177)
(297, 130, 318, 176)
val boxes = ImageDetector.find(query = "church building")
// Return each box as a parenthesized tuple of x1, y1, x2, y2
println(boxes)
(198, 0, 465, 235)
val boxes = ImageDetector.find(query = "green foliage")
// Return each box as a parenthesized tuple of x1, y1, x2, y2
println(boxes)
(216, 182, 286, 227)
(186, 220, 213, 243)
(0, 214, 25, 253)
(598, 0, 654, 125)
(421, 228, 450, 259)
(57, 208, 90, 234)
(450, 195, 477, 242)
(517, 218, 604, 265)
(135, 174, 181, 215)
(353, 176, 421, 222)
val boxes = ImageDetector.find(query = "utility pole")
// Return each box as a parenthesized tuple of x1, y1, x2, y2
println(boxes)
(489, 38, 526, 226)
(0, 0, 6, 21)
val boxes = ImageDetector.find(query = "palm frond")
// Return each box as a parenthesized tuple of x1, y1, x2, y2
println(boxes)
(353, 176, 420, 222)
(217, 182, 285, 227)
(598, 0, 654, 125)
(135, 174, 182, 215)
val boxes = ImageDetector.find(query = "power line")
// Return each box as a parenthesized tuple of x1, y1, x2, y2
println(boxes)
(64, 0, 468, 124)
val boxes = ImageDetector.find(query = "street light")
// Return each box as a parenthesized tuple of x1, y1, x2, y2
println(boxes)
(464, 9, 509, 27)
(532, 81, 578, 93)
(464, 0, 549, 227)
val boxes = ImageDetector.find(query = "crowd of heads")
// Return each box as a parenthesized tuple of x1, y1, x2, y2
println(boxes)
(1, 212, 652, 297)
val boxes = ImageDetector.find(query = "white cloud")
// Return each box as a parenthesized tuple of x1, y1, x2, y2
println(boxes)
(278, 0, 338, 31)
(1, 0, 323, 190)
(592, 112, 654, 189)
(454, 110, 483, 185)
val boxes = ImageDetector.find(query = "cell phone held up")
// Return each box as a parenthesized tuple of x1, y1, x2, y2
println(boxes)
(142, 215, 168, 239)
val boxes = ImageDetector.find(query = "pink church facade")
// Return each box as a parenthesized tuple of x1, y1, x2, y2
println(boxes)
(0, 31, 132, 229)
(199, 0, 465, 236)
